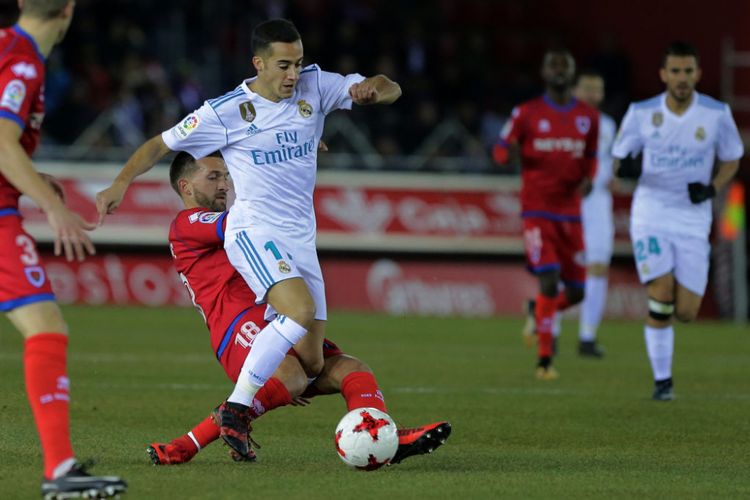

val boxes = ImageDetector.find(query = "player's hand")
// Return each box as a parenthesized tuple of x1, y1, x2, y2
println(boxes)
(95, 181, 128, 226)
(290, 396, 311, 406)
(46, 205, 96, 262)
(39, 173, 66, 204)
(318, 140, 328, 152)
(688, 182, 716, 204)
(349, 81, 380, 105)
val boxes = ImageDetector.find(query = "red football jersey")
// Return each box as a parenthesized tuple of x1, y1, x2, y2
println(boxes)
(169, 208, 260, 358)
(0, 25, 46, 209)
(495, 95, 599, 218)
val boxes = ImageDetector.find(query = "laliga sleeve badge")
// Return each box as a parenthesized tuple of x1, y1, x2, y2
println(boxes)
(1, 79, 26, 113)
(239, 101, 256, 122)
(297, 99, 313, 118)
(175, 113, 200, 139)
(278, 260, 292, 274)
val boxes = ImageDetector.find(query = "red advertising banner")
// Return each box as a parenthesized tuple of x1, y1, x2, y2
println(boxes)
(26, 164, 634, 254)
(40, 252, 649, 319)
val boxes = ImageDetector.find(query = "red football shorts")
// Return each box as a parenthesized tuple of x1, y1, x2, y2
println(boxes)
(522, 216, 586, 286)
(0, 212, 55, 312)
(219, 307, 344, 383)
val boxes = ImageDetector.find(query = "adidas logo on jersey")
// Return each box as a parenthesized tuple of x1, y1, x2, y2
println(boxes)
(246, 124, 261, 136)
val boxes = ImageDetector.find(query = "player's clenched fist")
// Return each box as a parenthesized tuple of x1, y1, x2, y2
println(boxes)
(349, 81, 380, 105)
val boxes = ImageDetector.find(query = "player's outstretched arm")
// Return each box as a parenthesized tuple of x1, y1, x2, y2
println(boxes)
(0, 119, 96, 262)
(349, 75, 401, 105)
(96, 135, 172, 224)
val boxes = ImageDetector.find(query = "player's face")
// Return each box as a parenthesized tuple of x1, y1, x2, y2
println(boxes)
(573, 76, 604, 108)
(660, 56, 701, 103)
(189, 158, 231, 212)
(55, 1, 76, 45)
(542, 53, 575, 91)
(254, 40, 304, 102)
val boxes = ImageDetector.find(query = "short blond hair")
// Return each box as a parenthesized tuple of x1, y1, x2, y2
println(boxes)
(21, 0, 70, 19)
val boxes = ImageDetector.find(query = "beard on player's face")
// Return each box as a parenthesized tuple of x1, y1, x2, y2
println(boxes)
(194, 189, 226, 212)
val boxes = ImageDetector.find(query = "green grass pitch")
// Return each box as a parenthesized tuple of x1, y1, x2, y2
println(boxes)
(1, 306, 749, 499)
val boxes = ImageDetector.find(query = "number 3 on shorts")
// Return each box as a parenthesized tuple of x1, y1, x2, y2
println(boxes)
(635, 236, 661, 262)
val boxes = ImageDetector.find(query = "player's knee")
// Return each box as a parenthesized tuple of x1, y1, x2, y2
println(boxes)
(648, 297, 675, 322)
(674, 306, 698, 323)
(287, 300, 316, 330)
(566, 287, 584, 305)
(302, 356, 325, 379)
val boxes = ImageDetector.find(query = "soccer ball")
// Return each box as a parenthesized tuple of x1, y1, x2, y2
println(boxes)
(334, 407, 399, 470)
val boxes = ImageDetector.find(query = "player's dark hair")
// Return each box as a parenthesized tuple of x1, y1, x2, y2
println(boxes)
(576, 68, 603, 83)
(251, 19, 301, 56)
(169, 151, 222, 195)
(542, 48, 575, 65)
(22, 0, 69, 19)
(662, 41, 700, 67)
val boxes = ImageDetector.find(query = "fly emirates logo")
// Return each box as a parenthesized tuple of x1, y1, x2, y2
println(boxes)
(532, 137, 585, 157)
(250, 130, 316, 166)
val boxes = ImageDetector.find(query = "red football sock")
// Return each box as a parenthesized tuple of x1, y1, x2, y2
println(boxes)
(340, 371, 387, 412)
(179, 414, 220, 453)
(556, 291, 571, 311)
(248, 377, 292, 420)
(24, 333, 75, 479)
(536, 294, 557, 358)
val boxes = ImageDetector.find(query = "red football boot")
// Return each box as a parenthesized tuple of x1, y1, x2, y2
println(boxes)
(146, 439, 196, 465)
(390, 421, 452, 465)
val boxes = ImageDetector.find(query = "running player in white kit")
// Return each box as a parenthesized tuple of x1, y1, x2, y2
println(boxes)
(612, 42, 743, 401)
(96, 19, 401, 456)
(574, 70, 616, 358)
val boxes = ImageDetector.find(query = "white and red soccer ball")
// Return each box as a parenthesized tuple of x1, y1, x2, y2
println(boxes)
(334, 407, 398, 470)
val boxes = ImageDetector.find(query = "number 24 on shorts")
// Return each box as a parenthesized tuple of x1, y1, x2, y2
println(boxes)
(635, 236, 661, 262)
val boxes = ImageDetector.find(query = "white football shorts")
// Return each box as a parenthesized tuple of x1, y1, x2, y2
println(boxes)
(629, 226, 710, 296)
(582, 189, 614, 265)
(224, 229, 327, 321)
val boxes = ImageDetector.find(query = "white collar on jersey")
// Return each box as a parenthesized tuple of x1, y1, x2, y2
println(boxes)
(661, 90, 699, 120)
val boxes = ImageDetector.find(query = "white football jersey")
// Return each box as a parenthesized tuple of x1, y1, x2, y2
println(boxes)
(162, 64, 365, 245)
(592, 112, 616, 191)
(612, 92, 744, 238)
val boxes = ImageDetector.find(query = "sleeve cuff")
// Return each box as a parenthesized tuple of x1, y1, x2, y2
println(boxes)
(0, 109, 25, 129)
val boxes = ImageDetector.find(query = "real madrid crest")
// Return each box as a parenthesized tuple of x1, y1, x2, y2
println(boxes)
(278, 260, 292, 274)
(695, 126, 706, 141)
(651, 112, 663, 127)
(297, 99, 313, 118)
(239, 101, 256, 122)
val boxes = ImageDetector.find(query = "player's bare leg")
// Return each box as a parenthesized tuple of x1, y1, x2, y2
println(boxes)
(220, 278, 317, 458)
(293, 319, 326, 379)
(578, 262, 608, 358)
(674, 284, 702, 323)
(8, 302, 127, 497)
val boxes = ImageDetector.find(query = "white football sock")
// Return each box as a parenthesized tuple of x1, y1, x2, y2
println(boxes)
(579, 276, 608, 341)
(644, 325, 674, 381)
(228, 315, 307, 406)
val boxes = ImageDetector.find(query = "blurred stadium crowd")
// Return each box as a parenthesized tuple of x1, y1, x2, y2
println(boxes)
(0, 0, 634, 169)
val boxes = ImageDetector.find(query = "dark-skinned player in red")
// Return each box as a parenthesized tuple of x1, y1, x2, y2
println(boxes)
(493, 49, 599, 380)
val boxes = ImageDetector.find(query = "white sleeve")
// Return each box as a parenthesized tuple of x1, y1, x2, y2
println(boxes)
(611, 104, 643, 159)
(161, 102, 227, 159)
(717, 104, 744, 161)
(318, 69, 366, 115)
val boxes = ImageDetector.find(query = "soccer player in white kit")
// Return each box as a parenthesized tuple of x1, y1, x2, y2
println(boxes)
(612, 42, 743, 401)
(96, 19, 401, 456)
(573, 70, 616, 358)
